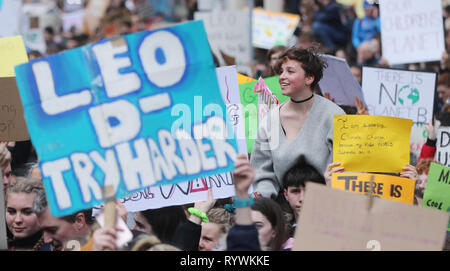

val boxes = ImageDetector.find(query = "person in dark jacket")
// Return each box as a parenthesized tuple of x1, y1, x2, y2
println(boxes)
(312, 0, 348, 51)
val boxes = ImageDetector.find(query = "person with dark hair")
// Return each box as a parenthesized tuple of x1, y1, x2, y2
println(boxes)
(437, 72, 450, 111)
(282, 155, 325, 237)
(133, 205, 187, 244)
(250, 46, 345, 199)
(312, 0, 349, 51)
(262, 45, 287, 77)
(250, 197, 289, 251)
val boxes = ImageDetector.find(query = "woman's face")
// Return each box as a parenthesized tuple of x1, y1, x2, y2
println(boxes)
(278, 59, 313, 97)
(133, 211, 153, 235)
(251, 210, 275, 249)
(269, 51, 283, 69)
(6, 192, 41, 239)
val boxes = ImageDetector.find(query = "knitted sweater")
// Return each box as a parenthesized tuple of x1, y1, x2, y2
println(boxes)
(250, 95, 345, 198)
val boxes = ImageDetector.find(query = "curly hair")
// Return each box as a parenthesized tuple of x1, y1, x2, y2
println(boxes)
(6, 177, 44, 204)
(274, 45, 327, 89)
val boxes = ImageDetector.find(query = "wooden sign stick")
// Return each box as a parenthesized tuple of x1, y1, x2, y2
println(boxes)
(103, 185, 116, 229)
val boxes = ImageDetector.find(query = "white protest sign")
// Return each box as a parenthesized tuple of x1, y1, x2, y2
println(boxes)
(121, 172, 235, 212)
(319, 55, 365, 106)
(362, 66, 436, 123)
(216, 66, 248, 156)
(435, 125, 450, 167)
(380, 0, 445, 65)
(194, 10, 251, 75)
(0, 0, 22, 38)
(62, 9, 85, 33)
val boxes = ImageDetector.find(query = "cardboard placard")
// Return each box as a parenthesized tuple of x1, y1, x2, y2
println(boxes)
(293, 182, 449, 251)
(0, 77, 30, 141)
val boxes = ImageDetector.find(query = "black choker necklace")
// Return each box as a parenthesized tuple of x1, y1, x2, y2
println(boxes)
(290, 94, 314, 103)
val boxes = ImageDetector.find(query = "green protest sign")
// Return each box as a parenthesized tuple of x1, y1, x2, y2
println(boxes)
(423, 162, 450, 216)
(238, 76, 288, 153)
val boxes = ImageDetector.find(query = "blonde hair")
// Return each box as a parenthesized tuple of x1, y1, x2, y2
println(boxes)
(130, 234, 180, 251)
(6, 177, 43, 204)
(206, 208, 234, 234)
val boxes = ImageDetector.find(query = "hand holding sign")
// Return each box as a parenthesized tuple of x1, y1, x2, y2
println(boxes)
(0, 142, 11, 169)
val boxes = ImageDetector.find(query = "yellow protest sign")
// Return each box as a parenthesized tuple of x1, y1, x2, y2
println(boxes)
(0, 36, 28, 77)
(337, 0, 365, 18)
(333, 115, 412, 173)
(331, 172, 415, 204)
(237, 73, 256, 84)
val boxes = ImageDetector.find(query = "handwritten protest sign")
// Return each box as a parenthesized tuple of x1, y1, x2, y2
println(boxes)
(319, 55, 365, 106)
(435, 126, 450, 167)
(332, 172, 415, 204)
(380, 0, 445, 65)
(422, 162, 450, 213)
(362, 66, 436, 124)
(121, 172, 235, 212)
(333, 115, 412, 173)
(216, 66, 248, 155)
(194, 10, 251, 75)
(0, 36, 29, 141)
(0, 0, 21, 38)
(252, 8, 300, 49)
(410, 123, 428, 165)
(15, 21, 239, 217)
(293, 182, 449, 251)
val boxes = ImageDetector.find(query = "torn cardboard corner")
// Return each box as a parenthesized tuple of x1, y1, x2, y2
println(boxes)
(0, 77, 30, 141)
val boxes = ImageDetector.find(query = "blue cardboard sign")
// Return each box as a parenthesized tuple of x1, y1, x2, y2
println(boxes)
(15, 21, 238, 217)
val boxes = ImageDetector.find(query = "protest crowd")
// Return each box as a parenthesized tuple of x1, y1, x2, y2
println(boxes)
(1, 0, 450, 252)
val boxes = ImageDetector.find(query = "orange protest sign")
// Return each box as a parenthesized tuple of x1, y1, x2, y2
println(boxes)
(331, 172, 415, 204)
